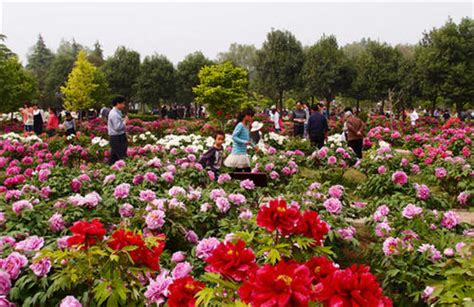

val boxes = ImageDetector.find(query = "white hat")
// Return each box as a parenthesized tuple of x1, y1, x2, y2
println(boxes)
(271, 105, 276, 109)
(251, 121, 264, 132)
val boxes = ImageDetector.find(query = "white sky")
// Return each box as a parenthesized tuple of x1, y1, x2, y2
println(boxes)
(1, 1, 473, 64)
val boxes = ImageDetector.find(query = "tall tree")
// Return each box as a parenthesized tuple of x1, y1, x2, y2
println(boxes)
(416, 17, 474, 114)
(44, 39, 83, 107)
(357, 41, 402, 113)
(193, 61, 249, 128)
(61, 50, 109, 111)
(87, 41, 105, 67)
(102, 46, 140, 101)
(302, 35, 354, 111)
(136, 54, 176, 107)
(217, 43, 257, 86)
(0, 35, 38, 113)
(176, 51, 213, 104)
(26, 34, 55, 106)
(255, 29, 304, 108)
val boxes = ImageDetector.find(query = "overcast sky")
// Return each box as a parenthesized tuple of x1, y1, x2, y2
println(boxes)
(1, 1, 473, 64)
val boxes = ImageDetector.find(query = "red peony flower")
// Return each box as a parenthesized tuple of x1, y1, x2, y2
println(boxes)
(304, 256, 338, 283)
(296, 210, 329, 245)
(167, 276, 205, 307)
(256, 199, 301, 235)
(238, 260, 314, 307)
(107, 229, 165, 271)
(67, 219, 106, 248)
(205, 239, 257, 282)
(313, 264, 392, 307)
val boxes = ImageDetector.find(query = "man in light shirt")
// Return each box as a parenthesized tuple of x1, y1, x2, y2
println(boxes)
(108, 96, 128, 165)
(409, 108, 419, 127)
(269, 105, 280, 133)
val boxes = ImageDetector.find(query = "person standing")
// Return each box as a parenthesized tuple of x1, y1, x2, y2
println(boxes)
(303, 103, 310, 138)
(100, 105, 110, 119)
(20, 103, 34, 132)
(409, 108, 419, 127)
(64, 112, 77, 136)
(345, 108, 365, 159)
(32, 104, 44, 135)
(224, 108, 255, 172)
(269, 105, 281, 133)
(46, 107, 59, 136)
(292, 102, 307, 137)
(108, 96, 128, 165)
(307, 104, 328, 149)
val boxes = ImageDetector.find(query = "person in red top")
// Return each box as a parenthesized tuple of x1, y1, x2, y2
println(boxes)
(46, 107, 60, 137)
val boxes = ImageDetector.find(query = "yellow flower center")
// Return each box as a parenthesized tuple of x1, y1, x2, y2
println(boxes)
(276, 275, 293, 286)
(314, 266, 321, 274)
(277, 206, 286, 213)
(185, 283, 195, 291)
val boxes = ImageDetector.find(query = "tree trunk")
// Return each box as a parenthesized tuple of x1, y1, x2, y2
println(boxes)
(278, 91, 284, 111)
(311, 96, 314, 105)
(431, 98, 436, 116)
(356, 99, 360, 114)
(380, 100, 385, 115)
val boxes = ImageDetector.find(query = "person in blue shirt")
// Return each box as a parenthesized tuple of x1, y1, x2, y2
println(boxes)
(308, 104, 328, 149)
(108, 96, 128, 165)
(224, 108, 255, 172)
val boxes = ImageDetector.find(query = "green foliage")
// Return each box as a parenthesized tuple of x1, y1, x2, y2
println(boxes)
(302, 35, 354, 108)
(26, 34, 55, 106)
(217, 43, 258, 87)
(61, 50, 110, 111)
(102, 46, 141, 100)
(176, 51, 214, 104)
(416, 17, 474, 112)
(0, 37, 39, 112)
(193, 62, 249, 128)
(255, 29, 304, 107)
(136, 54, 176, 106)
(87, 41, 105, 67)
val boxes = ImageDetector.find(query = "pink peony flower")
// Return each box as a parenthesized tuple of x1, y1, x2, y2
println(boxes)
(171, 251, 186, 263)
(323, 198, 342, 214)
(196, 237, 220, 260)
(145, 210, 165, 230)
(217, 174, 231, 184)
(60, 296, 82, 307)
(171, 261, 192, 279)
(29, 257, 51, 277)
(434, 167, 447, 179)
(415, 184, 430, 200)
(185, 230, 199, 244)
(441, 211, 459, 229)
(144, 270, 172, 305)
(391, 171, 408, 185)
(119, 203, 134, 218)
(269, 171, 279, 180)
(337, 226, 356, 240)
(144, 172, 158, 183)
(383, 237, 401, 256)
(15, 236, 44, 252)
(240, 179, 255, 190)
(0, 271, 11, 296)
(327, 156, 337, 165)
(375, 222, 391, 237)
(70, 179, 82, 192)
(0, 252, 28, 279)
(228, 193, 246, 205)
(215, 197, 230, 213)
(377, 165, 386, 174)
(48, 213, 65, 232)
(402, 204, 423, 219)
(12, 200, 33, 215)
(114, 183, 130, 199)
(139, 189, 156, 202)
(328, 185, 344, 199)
(457, 191, 469, 206)
(239, 209, 253, 220)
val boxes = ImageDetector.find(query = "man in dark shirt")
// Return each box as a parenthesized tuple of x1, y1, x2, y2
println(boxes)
(292, 102, 307, 137)
(307, 104, 328, 149)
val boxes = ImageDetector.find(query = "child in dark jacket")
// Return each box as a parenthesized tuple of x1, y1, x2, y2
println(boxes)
(199, 131, 225, 176)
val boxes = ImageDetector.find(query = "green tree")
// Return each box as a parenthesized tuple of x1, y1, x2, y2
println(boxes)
(302, 35, 354, 111)
(416, 17, 474, 113)
(61, 50, 109, 111)
(26, 34, 55, 106)
(193, 61, 249, 128)
(102, 46, 140, 101)
(136, 54, 176, 108)
(255, 29, 304, 109)
(44, 39, 83, 107)
(87, 41, 105, 67)
(0, 35, 38, 113)
(218, 43, 257, 86)
(357, 41, 402, 113)
(176, 51, 213, 104)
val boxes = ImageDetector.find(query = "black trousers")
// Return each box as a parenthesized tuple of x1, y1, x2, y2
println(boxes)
(294, 124, 304, 137)
(109, 134, 128, 165)
(235, 167, 251, 173)
(348, 139, 363, 159)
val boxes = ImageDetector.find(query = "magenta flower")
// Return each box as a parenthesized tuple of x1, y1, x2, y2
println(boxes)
(434, 167, 447, 179)
(327, 156, 337, 165)
(328, 185, 344, 199)
(392, 171, 408, 185)
(457, 191, 469, 206)
(239, 209, 253, 220)
(139, 189, 156, 202)
(441, 211, 459, 229)
(12, 200, 33, 215)
(185, 230, 199, 244)
(144, 172, 158, 183)
(171, 251, 186, 263)
(383, 237, 401, 256)
(415, 184, 430, 200)
(119, 203, 134, 218)
(0, 271, 11, 296)
(70, 179, 82, 192)
(228, 193, 246, 205)
(144, 270, 172, 305)
(269, 171, 279, 180)
(217, 173, 231, 184)
(377, 165, 386, 174)
(215, 197, 230, 213)
(15, 236, 44, 252)
(240, 179, 255, 190)
(0, 252, 28, 279)
(171, 261, 193, 279)
(337, 226, 356, 240)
